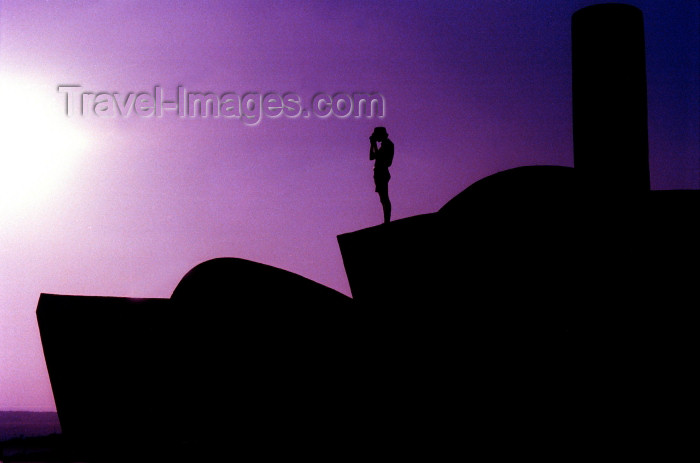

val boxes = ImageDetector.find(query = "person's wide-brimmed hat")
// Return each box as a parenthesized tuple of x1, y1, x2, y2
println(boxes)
(372, 127, 388, 138)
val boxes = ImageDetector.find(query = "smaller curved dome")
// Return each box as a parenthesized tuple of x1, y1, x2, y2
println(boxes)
(171, 257, 352, 310)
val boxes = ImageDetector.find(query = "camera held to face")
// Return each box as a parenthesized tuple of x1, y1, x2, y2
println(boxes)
(370, 127, 387, 144)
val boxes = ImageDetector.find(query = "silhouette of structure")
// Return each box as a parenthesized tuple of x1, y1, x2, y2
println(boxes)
(573, 3, 650, 192)
(37, 259, 355, 460)
(37, 4, 697, 460)
(337, 4, 697, 457)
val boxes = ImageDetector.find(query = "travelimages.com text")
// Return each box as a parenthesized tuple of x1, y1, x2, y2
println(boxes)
(57, 86, 386, 126)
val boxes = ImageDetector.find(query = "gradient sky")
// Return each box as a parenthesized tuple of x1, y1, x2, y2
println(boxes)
(0, 0, 697, 411)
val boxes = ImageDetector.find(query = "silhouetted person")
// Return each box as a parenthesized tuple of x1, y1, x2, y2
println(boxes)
(369, 127, 394, 224)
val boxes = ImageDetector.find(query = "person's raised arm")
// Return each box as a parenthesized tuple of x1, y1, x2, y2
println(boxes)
(369, 137, 377, 160)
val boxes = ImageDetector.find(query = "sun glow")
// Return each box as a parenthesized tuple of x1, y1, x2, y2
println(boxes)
(0, 75, 89, 215)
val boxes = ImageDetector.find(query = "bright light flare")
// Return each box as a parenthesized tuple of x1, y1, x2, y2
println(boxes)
(0, 75, 89, 215)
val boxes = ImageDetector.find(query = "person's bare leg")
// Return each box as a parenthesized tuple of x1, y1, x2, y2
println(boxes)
(379, 191, 391, 224)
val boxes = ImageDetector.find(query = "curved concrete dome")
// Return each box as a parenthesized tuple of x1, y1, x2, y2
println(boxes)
(172, 257, 352, 309)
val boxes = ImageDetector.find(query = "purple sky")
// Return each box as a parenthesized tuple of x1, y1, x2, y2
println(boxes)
(0, 0, 697, 411)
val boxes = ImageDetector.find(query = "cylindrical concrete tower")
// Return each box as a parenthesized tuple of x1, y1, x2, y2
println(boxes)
(572, 4, 650, 192)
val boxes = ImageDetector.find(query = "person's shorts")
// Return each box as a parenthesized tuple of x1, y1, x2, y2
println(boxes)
(374, 169, 390, 193)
